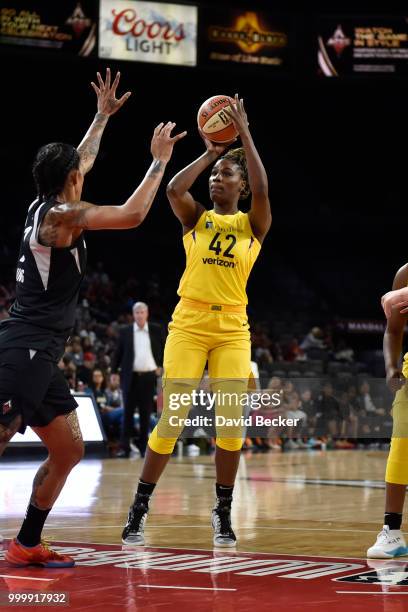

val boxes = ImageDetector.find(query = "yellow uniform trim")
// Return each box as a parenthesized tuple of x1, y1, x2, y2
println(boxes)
(179, 297, 246, 315)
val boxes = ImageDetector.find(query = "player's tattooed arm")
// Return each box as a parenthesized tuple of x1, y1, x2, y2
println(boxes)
(77, 113, 109, 175)
(77, 67, 131, 175)
(38, 122, 186, 240)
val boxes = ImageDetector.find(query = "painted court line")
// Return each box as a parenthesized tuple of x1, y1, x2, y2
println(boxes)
(337, 591, 408, 595)
(31, 524, 380, 534)
(138, 585, 236, 591)
(0, 575, 54, 581)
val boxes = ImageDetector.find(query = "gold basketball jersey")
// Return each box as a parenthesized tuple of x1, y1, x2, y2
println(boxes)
(177, 210, 261, 306)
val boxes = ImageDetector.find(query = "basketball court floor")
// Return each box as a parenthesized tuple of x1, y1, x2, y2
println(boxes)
(1, 449, 407, 610)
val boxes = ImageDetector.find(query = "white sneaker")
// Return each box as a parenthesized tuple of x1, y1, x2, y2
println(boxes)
(186, 444, 200, 456)
(295, 440, 308, 449)
(285, 439, 299, 450)
(367, 526, 408, 558)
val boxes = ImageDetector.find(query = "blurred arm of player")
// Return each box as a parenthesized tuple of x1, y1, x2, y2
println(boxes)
(166, 132, 228, 231)
(224, 94, 271, 242)
(77, 67, 131, 176)
(383, 264, 408, 392)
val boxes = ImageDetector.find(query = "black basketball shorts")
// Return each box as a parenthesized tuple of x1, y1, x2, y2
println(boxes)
(0, 348, 78, 434)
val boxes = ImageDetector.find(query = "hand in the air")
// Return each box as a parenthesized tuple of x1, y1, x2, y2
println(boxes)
(91, 67, 131, 116)
(151, 122, 187, 163)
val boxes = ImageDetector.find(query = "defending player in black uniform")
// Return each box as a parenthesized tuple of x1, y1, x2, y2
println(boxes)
(0, 68, 186, 568)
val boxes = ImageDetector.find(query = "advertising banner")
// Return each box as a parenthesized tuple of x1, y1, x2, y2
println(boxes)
(0, 1, 96, 56)
(198, 9, 291, 71)
(318, 17, 408, 76)
(99, 0, 197, 67)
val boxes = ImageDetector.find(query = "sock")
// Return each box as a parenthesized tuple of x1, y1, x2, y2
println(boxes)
(134, 479, 156, 508)
(384, 512, 402, 530)
(17, 504, 51, 547)
(215, 483, 234, 510)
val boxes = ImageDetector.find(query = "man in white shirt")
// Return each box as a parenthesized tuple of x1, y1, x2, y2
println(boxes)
(114, 302, 165, 457)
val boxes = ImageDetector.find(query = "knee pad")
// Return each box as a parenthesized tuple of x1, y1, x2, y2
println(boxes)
(216, 438, 243, 452)
(147, 426, 177, 455)
(386, 437, 408, 485)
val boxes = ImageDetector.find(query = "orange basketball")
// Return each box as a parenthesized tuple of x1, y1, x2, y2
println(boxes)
(197, 95, 238, 144)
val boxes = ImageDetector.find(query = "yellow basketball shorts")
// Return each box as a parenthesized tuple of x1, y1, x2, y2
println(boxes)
(148, 299, 252, 455)
(386, 385, 408, 485)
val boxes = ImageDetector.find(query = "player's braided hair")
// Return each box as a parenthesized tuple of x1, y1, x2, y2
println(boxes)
(32, 143, 80, 201)
(220, 147, 250, 200)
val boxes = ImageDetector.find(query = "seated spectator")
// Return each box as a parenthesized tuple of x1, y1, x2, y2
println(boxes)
(334, 339, 354, 363)
(91, 369, 124, 444)
(357, 380, 385, 441)
(282, 391, 308, 450)
(336, 391, 357, 448)
(300, 388, 317, 437)
(282, 338, 305, 362)
(76, 352, 97, 387)
(66, 337, 84, 367)
(315, 381, 342, 440)
(300, 327, 327, 352)
(58, 355, 77, 391)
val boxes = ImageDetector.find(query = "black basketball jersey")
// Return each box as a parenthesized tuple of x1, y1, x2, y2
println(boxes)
(0, 198, 87, 360)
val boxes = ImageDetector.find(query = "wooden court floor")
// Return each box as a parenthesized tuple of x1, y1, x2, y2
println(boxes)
(0, 449, 391, 557)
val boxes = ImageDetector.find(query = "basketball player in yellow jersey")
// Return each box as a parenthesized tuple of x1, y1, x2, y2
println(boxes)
(122, 94, 271, 547)
(367, 264, 408, 558)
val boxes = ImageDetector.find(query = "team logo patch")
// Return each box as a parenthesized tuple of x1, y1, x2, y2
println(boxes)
(206, 220, 213, 229)
(2, 400, 12, 415)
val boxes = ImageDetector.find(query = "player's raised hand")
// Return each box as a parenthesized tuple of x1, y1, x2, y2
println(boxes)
(91, 67, 131, 116)
(381, 287, 408, 318)
(151, 122, 187, 163)
(198, 127, 231, 156)
(224, 93, 250, 137)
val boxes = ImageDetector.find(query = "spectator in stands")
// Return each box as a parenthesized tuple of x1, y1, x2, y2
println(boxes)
(300, 388, 317, 435)
(315, 382, 342, 440)
(336, 391, 357, 448)
(357, 380, 385, 442)
(90, 368, 122, 443)
(66, 337, 84, 367)
(283, 391, 308, 450)
(76, 352, 97, 387)
(300, 327, 326, 352)
(281, 337, 305, 362)
(334, 339, 354, 363)
(58, 355, 77, 391)
(105, 373, 124, 411)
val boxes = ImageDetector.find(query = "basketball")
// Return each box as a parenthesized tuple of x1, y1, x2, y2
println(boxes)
(197, 95, 238, 144)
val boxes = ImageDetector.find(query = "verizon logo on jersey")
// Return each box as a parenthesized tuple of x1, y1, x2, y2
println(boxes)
(16, 268, 24, 283)
(202, 257, 236, 269)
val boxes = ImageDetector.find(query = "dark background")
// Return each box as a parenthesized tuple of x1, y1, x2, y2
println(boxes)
(1, 0, 408, 323)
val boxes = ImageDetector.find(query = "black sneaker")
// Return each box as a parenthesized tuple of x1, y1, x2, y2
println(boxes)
(211, 506, 237, 548)
(121, 503, 148, 545)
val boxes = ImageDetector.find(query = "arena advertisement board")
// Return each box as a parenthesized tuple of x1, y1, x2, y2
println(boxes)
(318, 16, 408, 76)
(99, 0, 197, 66)
(0, 1, 97, 56)
(10, 394, 105, 444)
(198, 9, 291, 71)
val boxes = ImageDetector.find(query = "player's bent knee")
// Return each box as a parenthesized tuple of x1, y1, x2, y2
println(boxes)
(147, 427, 177, 454)
(216, 438, 243, 452)
(50, 439, 84, 469)
(385, 437, 408, 484)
